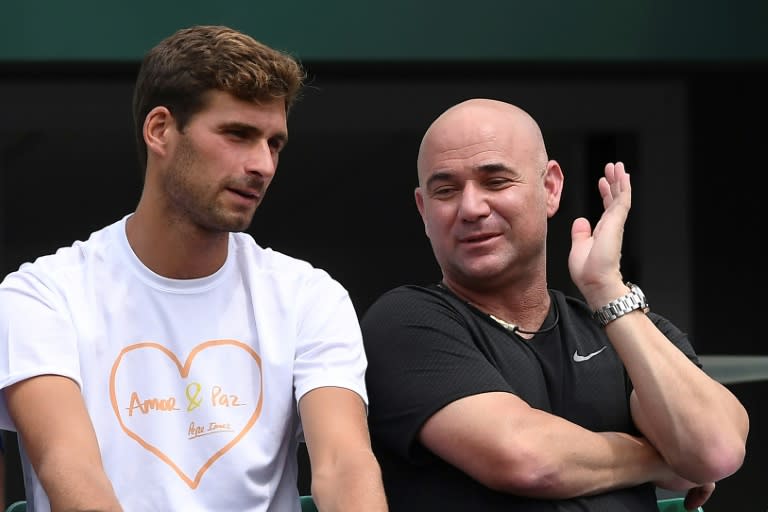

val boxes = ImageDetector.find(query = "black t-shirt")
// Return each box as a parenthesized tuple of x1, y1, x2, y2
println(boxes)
(361, 284, 700, 512)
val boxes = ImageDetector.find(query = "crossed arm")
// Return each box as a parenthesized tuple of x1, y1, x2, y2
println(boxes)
(299, 386, 388, 512)
(417, 324, 744, 504)
(613, 311, 747, 484)
(420, 390, 677, 499)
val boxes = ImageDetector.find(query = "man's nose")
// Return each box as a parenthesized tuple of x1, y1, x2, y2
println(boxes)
(458, 183, 491, 220)
(245, 139, 277, 179)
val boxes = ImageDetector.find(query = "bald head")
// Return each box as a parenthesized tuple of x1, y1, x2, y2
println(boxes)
(417, 99, 548, 185)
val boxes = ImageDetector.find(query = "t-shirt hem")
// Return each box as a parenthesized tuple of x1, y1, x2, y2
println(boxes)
(295, 378, 369, 407)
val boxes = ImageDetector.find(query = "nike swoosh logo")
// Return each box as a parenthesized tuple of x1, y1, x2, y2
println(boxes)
(573, 346, 607, 362)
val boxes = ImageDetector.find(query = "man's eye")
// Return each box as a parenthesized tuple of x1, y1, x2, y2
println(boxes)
(268, 138, 285, 152)
(431, 187, 457, 198)
(486, 179, 510, 189)
(228, 130, 248, 139)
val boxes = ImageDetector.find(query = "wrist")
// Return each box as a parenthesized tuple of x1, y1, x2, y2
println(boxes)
(591, 282, 650, 327)
(584, 282, 631, 311)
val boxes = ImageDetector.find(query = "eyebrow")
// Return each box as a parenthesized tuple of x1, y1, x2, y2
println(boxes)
(424, 162, 516, 189)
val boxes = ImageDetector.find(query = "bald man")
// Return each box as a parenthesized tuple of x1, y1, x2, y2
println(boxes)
(361, 99, 748, 511)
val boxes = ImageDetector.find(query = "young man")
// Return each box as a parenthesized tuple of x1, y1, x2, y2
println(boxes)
(0, 25, 387, 512)
(361, 98, 748, 511)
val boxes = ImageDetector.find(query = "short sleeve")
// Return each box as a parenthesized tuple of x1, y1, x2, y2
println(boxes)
(292, 269, 368, 409)
(0, 268, 82, 430)
(361, 286, 513, 463)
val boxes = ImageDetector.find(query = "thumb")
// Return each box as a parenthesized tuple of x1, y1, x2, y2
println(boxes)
(571, 217, 592, 243)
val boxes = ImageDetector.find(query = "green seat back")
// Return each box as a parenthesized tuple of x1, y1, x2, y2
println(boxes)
(5, 502, 26, 512)
(657, 496, 704, 512)
(300, 494, 318, 512)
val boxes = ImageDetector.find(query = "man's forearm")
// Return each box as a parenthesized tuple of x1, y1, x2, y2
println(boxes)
(492, 420, 669, 499)
(37, 458, 122, 512)
(419, 392, 677, 500)
(606, 313, 748, 482)
(310, 447, 387, 512)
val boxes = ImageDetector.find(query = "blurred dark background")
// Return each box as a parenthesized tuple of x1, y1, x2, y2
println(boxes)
(1, 1, 766, 510)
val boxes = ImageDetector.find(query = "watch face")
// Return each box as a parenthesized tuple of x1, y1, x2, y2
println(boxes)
(627, 282, 640, 294)
(627, 282, 649, 309)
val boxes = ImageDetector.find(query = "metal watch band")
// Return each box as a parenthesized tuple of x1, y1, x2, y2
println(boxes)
(592, 282, 650, 327)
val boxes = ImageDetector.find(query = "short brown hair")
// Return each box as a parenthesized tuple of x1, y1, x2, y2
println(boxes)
(132, 25, 305, 169)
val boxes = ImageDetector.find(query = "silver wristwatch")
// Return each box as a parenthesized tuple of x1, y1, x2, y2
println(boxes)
(592, 282, 650, 327)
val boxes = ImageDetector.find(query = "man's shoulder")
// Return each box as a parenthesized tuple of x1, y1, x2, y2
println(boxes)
(229, 233, 347, 292)
(231, 233, 316, 272)
(361, 283, 462, 323)
(368, 283, 442, 305)
(1, 220, 120, 284)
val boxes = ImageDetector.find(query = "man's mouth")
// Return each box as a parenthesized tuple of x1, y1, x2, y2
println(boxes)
(459, 233, 498, 244)
(227, 187, 261, 203)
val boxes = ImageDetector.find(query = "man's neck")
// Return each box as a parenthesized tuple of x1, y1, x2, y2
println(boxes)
(441, 277, 552, 335)
(125, 208, 229, 279)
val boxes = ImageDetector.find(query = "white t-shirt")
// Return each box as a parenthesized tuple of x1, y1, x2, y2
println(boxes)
(0, 215, 369, 512)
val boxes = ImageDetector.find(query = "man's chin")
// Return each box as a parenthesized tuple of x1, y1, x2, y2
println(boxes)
(449, 266, 508, 288)
(458, 259, 508, 278)
(202, 213, 255, 234)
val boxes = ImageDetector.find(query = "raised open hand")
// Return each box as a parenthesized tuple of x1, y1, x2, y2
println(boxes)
(568, 162, 633, 307)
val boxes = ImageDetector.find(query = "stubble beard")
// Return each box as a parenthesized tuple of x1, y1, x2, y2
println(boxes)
(165, 138, 257, 234)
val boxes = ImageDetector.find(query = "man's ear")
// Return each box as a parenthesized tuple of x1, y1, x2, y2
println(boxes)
(143, 106, 175, 159)
(414, 187, 430, 238)
(544, 159, 564, 218)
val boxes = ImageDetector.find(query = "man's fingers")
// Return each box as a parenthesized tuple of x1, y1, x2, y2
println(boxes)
(684, 482, 715, 510)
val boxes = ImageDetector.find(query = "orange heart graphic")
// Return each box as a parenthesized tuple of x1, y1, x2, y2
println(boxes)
(109, 339, 263, 489)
